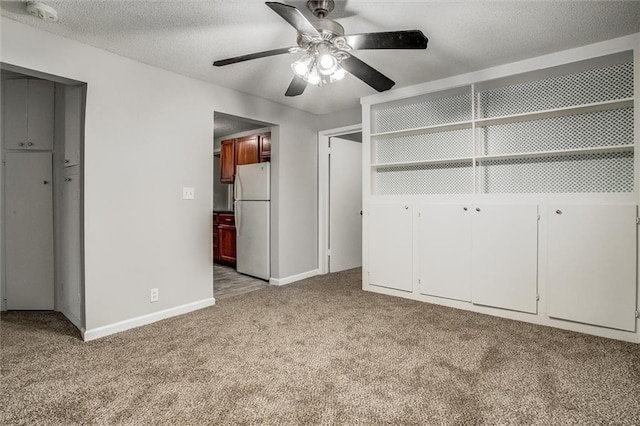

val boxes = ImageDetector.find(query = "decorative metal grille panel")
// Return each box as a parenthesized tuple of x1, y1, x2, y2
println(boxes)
(375, 128, 473, 163)
(372, 93, 472, 133)
(478, 152, 634, 193)
(477, 108, 634, 155)
(476, 62, 634, 118)
(375, 163, 474, 194)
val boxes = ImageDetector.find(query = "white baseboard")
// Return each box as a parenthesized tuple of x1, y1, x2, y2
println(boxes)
(82, 297, 216, 342)
(269, 269, 320, 286)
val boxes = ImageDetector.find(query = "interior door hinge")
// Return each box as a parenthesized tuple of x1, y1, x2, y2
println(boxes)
(327, 249, 331, 256)
(536, 294, 540, 301)
(636, 217, 640, 225)
(537, 214, 541, 221)
(636, 310, 639, 319)
(327, 147, 331, 155)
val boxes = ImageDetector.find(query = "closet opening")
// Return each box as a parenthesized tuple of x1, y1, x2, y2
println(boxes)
(1, 63, 86, 335)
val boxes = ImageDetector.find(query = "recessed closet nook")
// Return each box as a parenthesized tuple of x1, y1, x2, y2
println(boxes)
(361, 35, 640, 343)
(1, 67, 85, 331)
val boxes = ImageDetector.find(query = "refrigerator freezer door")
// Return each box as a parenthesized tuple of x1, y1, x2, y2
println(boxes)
(235, 162, 270, 201)
(236, 200, 270, 280)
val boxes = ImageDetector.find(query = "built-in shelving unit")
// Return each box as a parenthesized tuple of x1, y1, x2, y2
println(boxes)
(361, 39, 640, 343)
(369, 51, 635, 195)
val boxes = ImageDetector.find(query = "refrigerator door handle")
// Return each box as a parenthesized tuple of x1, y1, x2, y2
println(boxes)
(233, 173, 239, 201)
(235, 202, 241, 237)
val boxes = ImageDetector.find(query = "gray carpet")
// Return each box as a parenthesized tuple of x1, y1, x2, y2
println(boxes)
(2, 268, 639, 425)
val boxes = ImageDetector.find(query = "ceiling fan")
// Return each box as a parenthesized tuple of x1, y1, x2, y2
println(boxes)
(213, 0, 428, 97)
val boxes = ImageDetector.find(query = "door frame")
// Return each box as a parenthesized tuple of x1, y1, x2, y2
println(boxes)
(318, 124, 362, 275)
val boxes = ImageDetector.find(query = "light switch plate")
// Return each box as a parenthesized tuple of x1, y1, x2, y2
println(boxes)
(182, 187, 195, 200)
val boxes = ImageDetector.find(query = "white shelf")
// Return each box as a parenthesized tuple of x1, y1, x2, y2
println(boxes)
(475, 145, 634, 162)
(371, 121, 472, 139)
(475, 98, 633, 128)
(372, 157, 474, 168)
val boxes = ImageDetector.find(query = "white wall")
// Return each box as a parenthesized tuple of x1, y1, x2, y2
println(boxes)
(0, 17, 360, 336)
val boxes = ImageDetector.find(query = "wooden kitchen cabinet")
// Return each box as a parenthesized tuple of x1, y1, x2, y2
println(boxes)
(259, 133, 271, 162)
(219, 132, 271, 183)
(218, 213, 236, 266)
(220, 139, 235, 183)
(213, 213, 236, 266)
(236, 135, 260, 166)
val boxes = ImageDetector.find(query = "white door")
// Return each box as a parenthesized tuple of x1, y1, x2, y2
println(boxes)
(418, 203, 472, 301)
(547, 204, 636, 331)
(5, 152, 54, 309)
(368, 203, 413, 292)
(329, 137, 362, 272)
(471, 204, 538, 314)
(59, 168, 82, 326)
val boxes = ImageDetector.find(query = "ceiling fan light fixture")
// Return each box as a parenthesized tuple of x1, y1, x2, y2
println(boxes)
(306, 67, 322, 85)
(291, 53, 315, 78)
(329, 66, 346, 82)
(317, 53, 338, 75)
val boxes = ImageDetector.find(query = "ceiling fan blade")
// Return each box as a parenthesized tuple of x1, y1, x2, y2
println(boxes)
(213, 47, 295, 66)
(285, 75, 307, 97)
(341, 54, 395, 92)
(266, 2, 320, 37)
(344, 30, 428, 50)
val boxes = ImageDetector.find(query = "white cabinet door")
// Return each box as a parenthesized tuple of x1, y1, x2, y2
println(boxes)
(547, 204, 636, 331)
(59, 167, 82, 326)
(472, 204, 538, 313)
(368, 203, 413, 292)
(2, 79, 54, 151)
(418, 203, 472, 301)
(5, 152, 54, 309)
(63, 85, 82, 167)
(26, 80, 55, 150)
(3, 79, 28, 149)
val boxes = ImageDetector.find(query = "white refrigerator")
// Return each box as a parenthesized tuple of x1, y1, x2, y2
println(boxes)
(234, 162, 270, 280)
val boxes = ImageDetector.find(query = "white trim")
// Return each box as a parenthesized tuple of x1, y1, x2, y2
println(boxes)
(81, 297, 216, 341)
(318, 124, 362, 275)
(364, 283, 640, 344)
(269, 269, 319, 286)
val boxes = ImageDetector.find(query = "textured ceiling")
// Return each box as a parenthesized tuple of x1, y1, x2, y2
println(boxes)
(213, 111, 272, 138)
(2, 1, 639, 115)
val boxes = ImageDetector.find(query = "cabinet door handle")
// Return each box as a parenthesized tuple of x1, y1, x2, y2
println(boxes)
(65, 177, 72, 182)
(463, 207, 468, 211)
(65, 159, 70, 164)
(27, 142, 33, 147)
(18, 142, 25, 147)
(556, 209, 562, 215)
(404, 205, 409, 210)
(43, 180, 50, 185)
(476, 207, 481, 212)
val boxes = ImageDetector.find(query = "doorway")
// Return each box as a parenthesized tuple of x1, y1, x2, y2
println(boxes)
(318, 124, 363, 274)
(1, 64, 85, 330)
(212, 112, 275, 300)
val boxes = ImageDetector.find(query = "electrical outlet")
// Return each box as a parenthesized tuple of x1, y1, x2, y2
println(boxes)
(150, 288, 159, 303)
(182, 187, 195, 200)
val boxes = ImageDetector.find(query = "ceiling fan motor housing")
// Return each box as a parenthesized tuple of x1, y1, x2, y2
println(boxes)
(307, 0, 335, 18)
